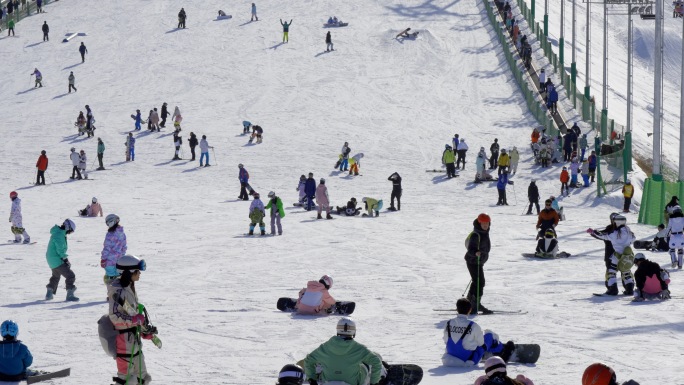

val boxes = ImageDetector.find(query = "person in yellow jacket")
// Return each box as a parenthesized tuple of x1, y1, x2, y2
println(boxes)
(622, 180, 634, 213)
(497, 149, 510, 175)
(362, 197, 383, 217)
(442, 144, 456, 178)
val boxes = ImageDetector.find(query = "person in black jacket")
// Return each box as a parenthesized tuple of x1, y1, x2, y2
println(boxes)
(188, 132, 198, 161)
(41, 21, 49, 41)
(326, 31, 333, 52)
(632, 253, 670, 301)
(178, 8, 187, 28)
(335, 198, 361, 216)
(526, 180, 540, 215)
(489, 139, 499, 169)
(79, 42, 88, 62)
(465, 213, 492, 314)
(388, 172, 402, 211)
(160, 102, 169, 128)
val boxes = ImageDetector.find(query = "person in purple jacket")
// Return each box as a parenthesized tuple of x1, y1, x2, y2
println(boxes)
(238, 164, 251, 201)
(100, 214, 127, 285)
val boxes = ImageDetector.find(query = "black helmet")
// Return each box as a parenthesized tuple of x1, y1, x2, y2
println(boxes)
(277, 364, 304, 385)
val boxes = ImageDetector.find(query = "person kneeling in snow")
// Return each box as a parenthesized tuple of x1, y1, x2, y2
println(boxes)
(0, 320, 33, 382)
(295, 275, 335, 315)
(473, 357, 534, 385)
(535, 229, 558, 258)
(632, 253, 671, 301)
(442, 298, 515, 367)
(336, 197, 361, 216)
(362, 197, 382, 217)
(218, 10, 227, 17)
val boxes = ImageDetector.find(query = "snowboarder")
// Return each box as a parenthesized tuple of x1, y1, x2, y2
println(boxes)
(248, 192, 266, 235)
(535, 229, 558, 258)
(248, 125, 263, 144)
(96, 137, 105, 170)
(303, 318, 382, 385)
(588, 213, 636, 295)
(68, 71, 77, 93)
(79, 42, 87, 62)
(78, 197, 102, 217)
(296, 175, 307, 206)
(509, 146, 519, 174)
(582, 363, 641, 385)
(9, 191, 30, 244)
(315, 179, 332, 219)
(172, 106, 182, 131)
(526, 180, 540, 215)
(280, 19, 293, 43)
(238, 164, 250, 201)
(0, 320, 33, 382)
(362, 197, 382, 217)
(495, 171, 509, 206)
(126, 133, 135, 162)
(45, 219, 78, 301)
(35, 150, 48, 185)
(251, 3, 258, 21)
(442, 145, 457, 179)
(489, 139, 499, 170)
(632, 253, 670, 301)
(265, 191, 285, 235)
(559, 166, 569, 196)
(199, 135, 212, 167)
(473, 356, 534, 385)
(388, 172, 402, 211)
(497, 148, 509, 175)
(465, 214, 492, 314)
(30, 68, 42, 88)
(172, 132, 182, 160)
(41, 20, 48, 41)
(665, 205, 684, 268)
(349, 153, 364, 176)
(160, 102, 169, 128)
(78, 150, 88, 180)
(622, 180, 634, 213)
(536, 199, 559, 239)
(178, 8, 186, 28)
(107, 254, 153, 385)
(326, 31, 333, 52)
(339, 142, 351, 171)
(456, 138, 468, 169)
(296, 275, 334, 315)
(664, 196, 680, 225)
(188, 132, 198, 161)
(336, 197, 362, 216)
(442, 298, 514, 366)
(69, 147, 82, 179)
(101, 214, 126, 284)
(275, 365, 303, 385)
(304, 172, 317, 210)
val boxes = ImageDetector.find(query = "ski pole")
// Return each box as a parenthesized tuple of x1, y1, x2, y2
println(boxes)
(45, 171, 53, 184)
(211, 147, 217, 166)
(461, 279, 472, 298)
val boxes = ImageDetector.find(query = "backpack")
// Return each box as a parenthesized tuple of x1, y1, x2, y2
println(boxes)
(97, 315, 118, 358)
(465, 231, 481, 249)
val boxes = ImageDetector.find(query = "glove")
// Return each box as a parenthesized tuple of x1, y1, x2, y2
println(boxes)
(308, 380, 318, 385)
(62, 259, 71, 268)
(100, 259, 107, 268)
(142, 333, 155, 340)
(131, 314, 146, 326)
(586, 228, 593, 234)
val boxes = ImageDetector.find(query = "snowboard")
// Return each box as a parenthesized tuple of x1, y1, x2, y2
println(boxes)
(384, 364, 423, 385)
(323, 22, 349, 27)
(522, 252, 571, 259)
(277, 297, 356, 315)
(2, 368, 73, 384)
(6, 241, 37, 245)
(633, 240, 653, 250)
(508, 344, 540, 364)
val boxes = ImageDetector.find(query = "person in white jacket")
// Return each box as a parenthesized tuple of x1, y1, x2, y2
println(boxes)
(588, 214, 636, 295)
(9, 191, 30, 243)
(69, 147, 82, 179)
(665, 205, 684, 268)
(199, 135, 213, 167)
(78, 150, 88, 180)
(456, 139, 469, 169)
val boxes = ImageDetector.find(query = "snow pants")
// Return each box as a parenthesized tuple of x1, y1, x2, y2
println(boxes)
(129, 148, 135, 161)
(36, 170, 45, 185)
(115, 331, 151, 385)
(98, 153, 104, 169)
(456, 150, 467, 169)
(339, 158, 348, 171)
(349, 163, 359, 175)
(239, 182, 250, 200)
(11, 218, 29, 242)
(527, 200, 540, 214)
(270, 214, 283, 235)
(71, 165, 82, 179)
(605, 247, 634, 290)
(623, 197, 632, 212)
(445, 163, 456, 178)
(390, 188, 402, 210)
(466, 262, 485, 299)
(46, 262, 76, 292)
(283, 32, 289, 42)
(668, 233, 684, 266)
(200, 152, 209, 166)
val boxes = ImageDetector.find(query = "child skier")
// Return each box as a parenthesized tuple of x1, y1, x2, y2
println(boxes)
(9, 191, 30, 244)
(632, 253, 671, 301)
(101, 214, 127, 284)
(45, 219, 78, 301)
(172, 106, 182, 131)
(248, 192, 266, 235)
(79, 197, 103, 217)
(295, 275, 335, 315)
(265, 191, 285, 235)
(0, 320, 33, 381)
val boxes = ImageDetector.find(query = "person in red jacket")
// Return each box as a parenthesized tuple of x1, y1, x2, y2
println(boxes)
(35, 150, 48, 185)
(559, 166, 570, 196)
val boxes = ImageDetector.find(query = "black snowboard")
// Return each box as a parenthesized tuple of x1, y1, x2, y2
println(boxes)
(522, 252, 571, 259)
(384, 364, 423, 385)
(509, 344, 540, 364)
(277, 297, 355, 315)
(633, 240, 653, 250)
(25, 368, 71, 384)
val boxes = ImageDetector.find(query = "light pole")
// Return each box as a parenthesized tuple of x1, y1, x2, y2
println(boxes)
(560, 0, 565, 85)
(653, 0, 663, 180)
(571, 0, 577, 104)
(625, 6, 633, 177)
(679, 7, 684, 181)
(544, 0, 549, 36)
(583, 0, 592, 121)
(601, 0, 609, 141)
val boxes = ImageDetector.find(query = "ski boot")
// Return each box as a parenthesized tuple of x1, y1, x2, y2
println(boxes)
(66, 288, 79, 302)
(45, 288, 54, 300)
(623, 283, 634, 296)
(317, 213, 323, 220)
(22, 237, 31, 244)
(603, 283, 619, 296)
(326, 213, 333, 219)
(499, 341, 516, 363)
(248, 225, 255, 236)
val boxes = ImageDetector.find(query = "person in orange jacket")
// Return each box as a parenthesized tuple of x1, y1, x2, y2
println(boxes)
(622, 179, 634, 213)
(35, 150, 48, 185)
(531, 128, 540, 144)
(560, 166, 570, 196)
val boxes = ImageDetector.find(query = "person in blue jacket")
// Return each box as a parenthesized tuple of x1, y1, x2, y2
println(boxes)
(496, 171, 509, 206)
(251, 3, 258, 21)
(0, 320, 33, 382)
(304, 172, 317, 211)
(134, 109, 143, 131)
(238, 164, 251, 201)
(547, 86, 558, 115)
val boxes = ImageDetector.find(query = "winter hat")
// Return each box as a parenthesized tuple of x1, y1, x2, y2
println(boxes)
(9, 191, 17, 199)
(238, 163, 244, 168)
(71, 147, 76, 152)
(484, 356, 506, 377)
(202, 135, 206, 139)
(320, 178, 325, 184)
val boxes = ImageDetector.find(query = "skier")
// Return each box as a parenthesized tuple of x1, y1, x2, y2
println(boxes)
(526, 180, 540, 215)
(107, 254, 153, 385)
(276, 365, 303, 385)
(96, 138, 105, 170)
(69, 147, 82, 179)
(35, 150, 48, 185)
(41, 20, 48, 41)
(160, 102, 169, 128)
(559, 166, 569, 196)
(45, 219, 78, 301)
(0, 320, 32, 382)
(8, 191, 30, 244)
(304, 172, 316, 211)
(536, 199, 559, 239)
(664, 196, 680, 225)
(280, 19, 293, 43)
(326, 31, 333, 52)
(126, 133, 135, 162)
(188, 132, 198, 160)
(588, 213, 636, 295)
(295, 275, 335, 315)
(78, 197, 102, 217)
(665, 205, 684, 268)
(172, 131, 182, 160)
(85, 105, 95, 136)
(489, 139, 499, 170)
(198, 135, 212, 166)
(68, 71, 77, 93)
(509, 146, 519, 174)
(7, 18, 14, 36)
(251, 3, 258, 21)
(303, 318, 383, 385)
(296, 175, 307, 206)
(495, 171, 509, 206)
(30, 68, 42, 88)
(582, 363, 641, 385)
(632, 253, 670, 301)
(622, 180, 634, 213)
(465, 214, 492, 314)
(473, 356, 534, 385)
(79, 42, 87, 62)
(362, 197, 382, 217)
(339, 142, 351, 171)
(178, 8, 186, 28)
(535, 229, 558, 258)
(78, 149, 88, 180)
(336, 197, 361, 216)
(265, 191, 285, 235)
(442, 145, 457, 179)
(456, 138, 468, 169)
(442, 298, 514, 366)
(248, 192, 266, 236)
(172, 106, 182, 131)
(388, 172, 402, 211)
(315, 179, 332, 219)
(238, 164, 250, 201)
(349, 153, 364, 176)
(100, 214, 127, 284)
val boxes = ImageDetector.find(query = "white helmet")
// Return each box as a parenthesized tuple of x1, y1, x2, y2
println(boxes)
(116, 254, 146, 274)
(319, 275, 333, 289)
(336, 317, 356, 338)
(105, 214, 120, 228)
(613, 214, 627, 227)
(63, 218, 76, 233)
(92, 197, 98, 203)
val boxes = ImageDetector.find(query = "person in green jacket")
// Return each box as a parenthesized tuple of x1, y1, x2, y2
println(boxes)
(304, 318, 383, 385)
(8, 19, 15, 37)
(96, 138, 105, 170)
(442, 144, 456, 178)
(265, 191, 285, 235)
(362, 197, 383, 217)
(45, 219, 78, 302)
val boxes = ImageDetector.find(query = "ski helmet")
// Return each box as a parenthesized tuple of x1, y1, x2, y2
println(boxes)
(71, 147, 76, 152)
(9, 191, 17, 199)
(105, 214, 120, 228)
(612, 214, 627, 227)
(277, 364, 304, 385)
(445, 144, 451, 149)
(351, 197, 357, 203)
(116, 254, 146, 274)
(319, 275, 333, 289)
(477, 213, 491, 224)
(253, 192, 260, 199)
(92, 197, 98, 204)
(268, 191, 275, 198)
(484, 356, 506, 377)
(0, 320, 18, 338)
(320, 178, 325, 184)
(582, 363, 616, 385)
(336, 317, 356, 338)
(63, 218, 76, 233)
(634, 253, 646, 262)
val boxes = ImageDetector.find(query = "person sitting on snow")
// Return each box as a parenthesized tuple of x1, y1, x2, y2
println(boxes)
(632, 253, 671, 301)
(78, 197, 103, 217)
(218, 10, 227, 17)
(327, 16, 334, 24)
(295, 275, 336, 315)
(336, 198, 361, 216)
(651, 224, 670, 251)
(535, 229, 559, 258)
(0, 320, 33, 382)
(296, 175, 307, 206)
(442, 298, 515, 367)
(333, 16, 339, 24)
(473, 356, 534, 385)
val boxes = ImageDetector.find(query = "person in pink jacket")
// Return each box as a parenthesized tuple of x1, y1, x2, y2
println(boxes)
(315, 178, 332, 220)
(296, 275, 336, 315)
